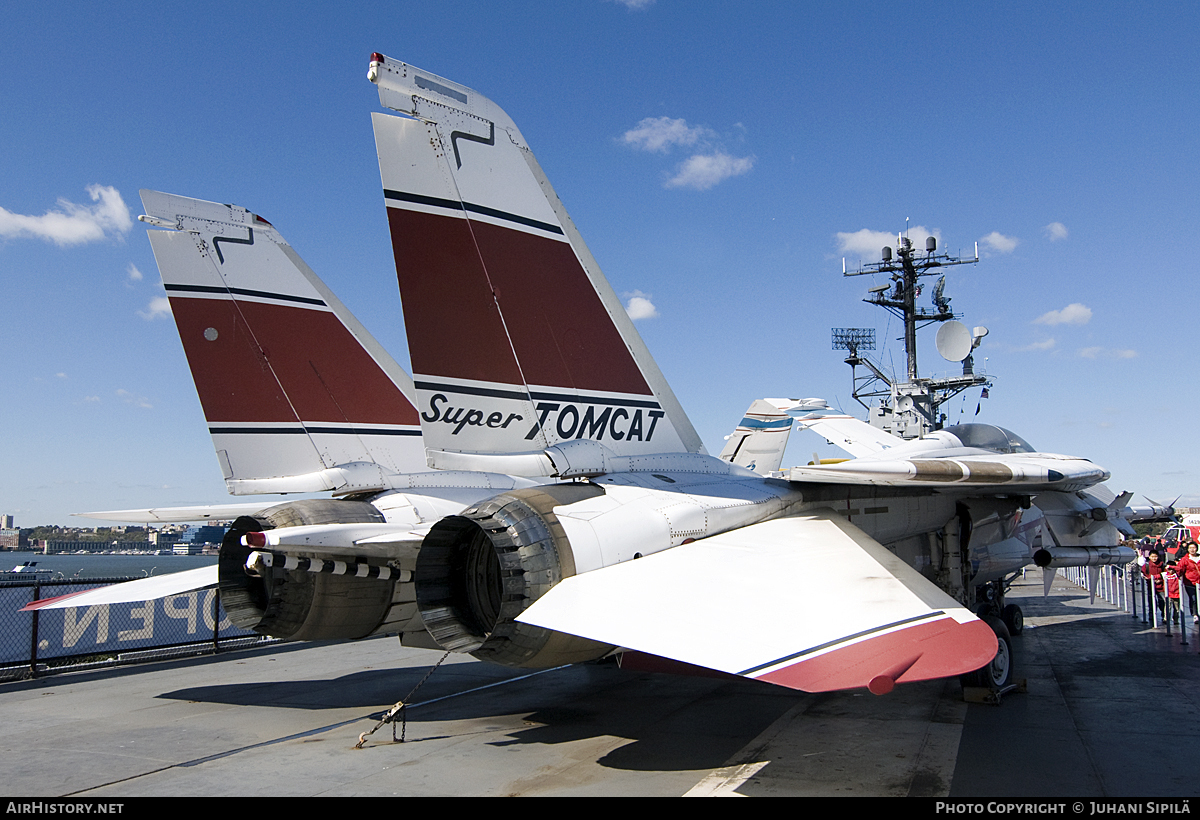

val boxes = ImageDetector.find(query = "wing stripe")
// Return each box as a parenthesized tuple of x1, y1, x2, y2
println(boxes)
(737, 610, 945, 676)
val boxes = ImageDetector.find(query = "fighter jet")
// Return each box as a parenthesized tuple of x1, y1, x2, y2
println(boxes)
(29, 55, 1134, 696)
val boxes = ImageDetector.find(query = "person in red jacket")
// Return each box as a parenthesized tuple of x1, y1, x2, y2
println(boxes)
(1142, 550, 1166, 620)
(1164, 561, 1182, 625)
(1176, 542, 1200, 624)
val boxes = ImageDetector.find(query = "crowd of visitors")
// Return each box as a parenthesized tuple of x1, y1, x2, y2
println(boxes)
(1137, 536, 1200, 624)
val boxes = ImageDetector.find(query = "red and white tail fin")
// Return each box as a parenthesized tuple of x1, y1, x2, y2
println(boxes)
(367, 55, 704, 466)
(140, 190, 425, 495)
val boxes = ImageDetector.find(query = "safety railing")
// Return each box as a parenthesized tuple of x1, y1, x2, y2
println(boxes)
(1058, 563, 1197, 648)
(0, 577, 271, 681)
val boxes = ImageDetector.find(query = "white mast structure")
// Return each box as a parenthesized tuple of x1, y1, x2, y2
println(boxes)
(837, 232, 991, 439)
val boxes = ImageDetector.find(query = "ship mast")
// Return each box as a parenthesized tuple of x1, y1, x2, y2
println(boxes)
(836, 230, 992, 439)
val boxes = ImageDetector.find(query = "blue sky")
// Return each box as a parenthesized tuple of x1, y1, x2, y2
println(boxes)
(2, 1, 1197, 525)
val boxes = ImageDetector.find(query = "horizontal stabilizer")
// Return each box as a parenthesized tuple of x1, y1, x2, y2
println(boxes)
(21, 565, 218, 612)
(518, 511, 996, 693)
(793, 413, 904, 457)
(75, 502, 281, 524)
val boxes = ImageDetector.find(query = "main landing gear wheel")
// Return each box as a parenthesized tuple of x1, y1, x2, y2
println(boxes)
(961, 616, 1014, 691)
(1001, 603, 1024, 636)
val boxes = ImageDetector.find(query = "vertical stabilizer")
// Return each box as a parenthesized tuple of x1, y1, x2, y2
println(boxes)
(718, 400, 795, 474)
(140, 190, 424, 494)
(367, 55, 704, 465)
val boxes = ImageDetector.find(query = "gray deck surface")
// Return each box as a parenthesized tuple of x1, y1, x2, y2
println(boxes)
(2, 572, 1195, 797)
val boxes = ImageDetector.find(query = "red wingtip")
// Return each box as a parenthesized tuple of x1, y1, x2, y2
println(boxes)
(19, 589, 93, 612)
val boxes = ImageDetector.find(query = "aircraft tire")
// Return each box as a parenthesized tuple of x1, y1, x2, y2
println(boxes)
(961, 616, 1013, 691)
(1001, 603, 1024, 635)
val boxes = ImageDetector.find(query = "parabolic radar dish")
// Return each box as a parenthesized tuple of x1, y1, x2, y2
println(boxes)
(935, 320, 973, 362)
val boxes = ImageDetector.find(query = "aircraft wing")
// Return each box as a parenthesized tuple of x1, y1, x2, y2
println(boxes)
(794, 413, 904, 457)
(21, 522, 427, 612)
(75, 502, 290, 524)
(20, 566, 219, 612)
(518, 510, 996, 693)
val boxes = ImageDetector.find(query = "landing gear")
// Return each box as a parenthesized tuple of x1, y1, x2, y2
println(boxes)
(1000, 603, 1024, 636)
(961, 576, 1025, 702)
(974, 577, 1023, 635)
(962, 616, 1014, 690)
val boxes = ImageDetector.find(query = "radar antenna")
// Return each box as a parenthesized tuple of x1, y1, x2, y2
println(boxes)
(837, 231, 992, 438)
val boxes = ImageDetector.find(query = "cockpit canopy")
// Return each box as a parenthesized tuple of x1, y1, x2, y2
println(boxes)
(942, 424, 1035, 454)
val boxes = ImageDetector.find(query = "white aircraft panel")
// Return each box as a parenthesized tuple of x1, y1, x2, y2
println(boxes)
(519, 510, 995, 693)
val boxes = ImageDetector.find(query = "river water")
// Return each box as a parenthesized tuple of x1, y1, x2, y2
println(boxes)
(3, 551, 218, 580)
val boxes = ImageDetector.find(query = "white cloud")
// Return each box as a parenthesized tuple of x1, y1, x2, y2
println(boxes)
(836, 226, 940, 260)
(623, 290, 659, 320)
(138, 296, 172, 320)
(1018, 338, 1057, 352)
(1034, 303, 1092, 326)
(609, 0, 655, 8)
(622, 116, 753, 191)
(979, 231, 1019, 254)
(1044, 222, 1068, 241)
(127, 263, 143, 282)
(116, 388, 152, 409)
(664, 152, 755, 190)
(1077, 347, 1137, 360)
(0, 185, 132, 246)
(622, 117, 712, 153)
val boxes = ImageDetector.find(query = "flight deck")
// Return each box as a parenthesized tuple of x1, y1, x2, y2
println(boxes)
(1, 572, 1195, 798)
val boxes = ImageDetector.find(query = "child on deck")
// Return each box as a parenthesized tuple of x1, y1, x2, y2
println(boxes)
(1164, 562, 1182, 626)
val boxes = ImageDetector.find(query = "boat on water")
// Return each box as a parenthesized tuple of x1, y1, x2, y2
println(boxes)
(1, 561, 55, 580)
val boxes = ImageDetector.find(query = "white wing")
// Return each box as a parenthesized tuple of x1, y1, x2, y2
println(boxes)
(518, 511, 996, 693)
(21, 566, 219, 612)
(794, 413, 904, 457)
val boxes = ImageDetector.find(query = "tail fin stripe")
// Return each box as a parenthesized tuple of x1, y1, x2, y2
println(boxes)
(305, 426, 421, 436)
(529, 391, 661, 409)
(208, 426, 420, 436)
(414, 380, 531, 402)
(165, 282, 327, 308)
(737, 417, 793, 430)
(383, 189, 563, 236)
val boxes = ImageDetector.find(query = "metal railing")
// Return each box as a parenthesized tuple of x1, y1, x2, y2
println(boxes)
(1058, 563, 1197, 648)
(0, 577, 270, 681)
